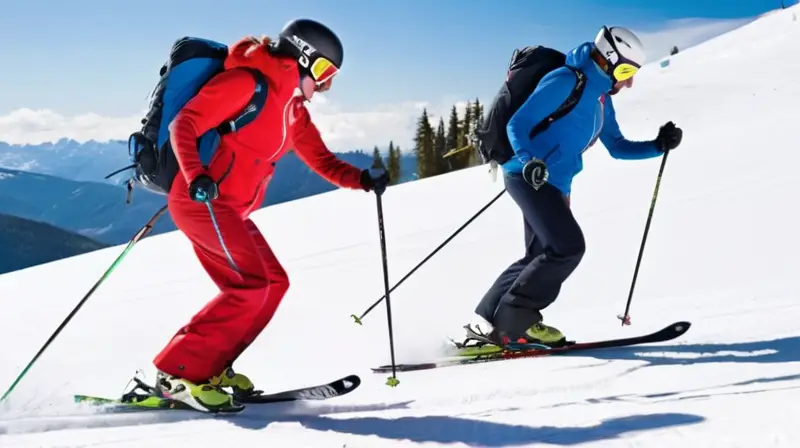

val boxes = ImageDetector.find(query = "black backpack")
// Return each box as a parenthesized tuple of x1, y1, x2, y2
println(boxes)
(474, 45, 587, 165)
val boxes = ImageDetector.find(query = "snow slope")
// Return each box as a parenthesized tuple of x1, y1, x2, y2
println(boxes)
(2, 7, 800, 447)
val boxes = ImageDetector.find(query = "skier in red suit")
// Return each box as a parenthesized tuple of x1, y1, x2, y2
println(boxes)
(152, 18, 389, 412)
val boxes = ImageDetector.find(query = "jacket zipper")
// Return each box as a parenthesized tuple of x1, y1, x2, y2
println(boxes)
(267, 90, 296, 161)
(243, 93, 294, 215)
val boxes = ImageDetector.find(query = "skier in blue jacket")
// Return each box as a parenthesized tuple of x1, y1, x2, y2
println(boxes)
(473, 26, 683, 348)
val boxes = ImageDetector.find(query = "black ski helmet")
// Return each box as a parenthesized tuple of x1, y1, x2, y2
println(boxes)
(278, 18, 343, 82)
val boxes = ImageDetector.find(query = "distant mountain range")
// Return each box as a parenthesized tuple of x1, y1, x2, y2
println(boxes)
(0, 139, 419, 248)
(0, 139, 133, 186)
(0, 167, 173, 245)
(0, 213, 109, 275)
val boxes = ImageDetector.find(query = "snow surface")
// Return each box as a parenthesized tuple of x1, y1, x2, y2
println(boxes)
(2, 7, 800, 447)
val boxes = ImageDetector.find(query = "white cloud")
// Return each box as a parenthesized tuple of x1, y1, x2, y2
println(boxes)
(306, 95, 470, 153)
(0, 94, 472, 154)
(636, 17, 757, 62)
(0, 108, 144, 146)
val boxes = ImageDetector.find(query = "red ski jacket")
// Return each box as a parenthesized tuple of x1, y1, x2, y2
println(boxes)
(169, 37, 364, 216)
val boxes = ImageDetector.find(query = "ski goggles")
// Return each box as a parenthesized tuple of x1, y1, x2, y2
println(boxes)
(309, 56, 339, 92)
(612, 63, 639, 82)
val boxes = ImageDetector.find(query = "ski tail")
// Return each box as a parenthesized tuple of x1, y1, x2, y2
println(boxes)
(74, 393, 199, 412)
(74, 373, 223, 413)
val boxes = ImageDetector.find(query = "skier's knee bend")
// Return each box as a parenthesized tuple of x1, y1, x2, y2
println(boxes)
(549, 232, 585, 266)
(565, 236, 586, 264)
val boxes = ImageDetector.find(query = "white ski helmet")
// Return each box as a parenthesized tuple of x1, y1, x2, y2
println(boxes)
(593, 26, 646, 83)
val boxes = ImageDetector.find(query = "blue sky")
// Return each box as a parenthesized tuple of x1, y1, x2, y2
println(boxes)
(0, 0, 791, 149)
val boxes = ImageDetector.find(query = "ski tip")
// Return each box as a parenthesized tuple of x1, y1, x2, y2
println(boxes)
(327, 374, 361, 397)
(339, 374, 361, 390)
(671, 321, 691, 334)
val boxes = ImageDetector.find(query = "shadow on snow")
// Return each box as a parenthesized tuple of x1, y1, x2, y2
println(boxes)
(542, 335, 800, 409)
(291, 412, 704, 446)
(581, 335, 800, 368)
(544, 371, 800, 410)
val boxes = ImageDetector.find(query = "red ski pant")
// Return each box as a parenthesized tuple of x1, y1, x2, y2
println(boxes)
(153, 193, 289, 384)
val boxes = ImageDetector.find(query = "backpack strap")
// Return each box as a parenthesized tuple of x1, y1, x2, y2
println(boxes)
(527, 67, 587, 140)
(216, 67, 268, 135)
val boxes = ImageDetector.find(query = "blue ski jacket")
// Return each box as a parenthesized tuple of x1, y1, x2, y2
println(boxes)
(503, 42, 663, 196)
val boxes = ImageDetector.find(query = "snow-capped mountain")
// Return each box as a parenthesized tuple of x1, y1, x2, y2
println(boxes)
(0, 138, 131, 186)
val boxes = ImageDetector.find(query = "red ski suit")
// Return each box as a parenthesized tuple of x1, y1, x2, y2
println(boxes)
(153, 37, 364, 383)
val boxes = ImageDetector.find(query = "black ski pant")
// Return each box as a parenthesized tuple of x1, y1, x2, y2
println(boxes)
(475, 172, 585, 336)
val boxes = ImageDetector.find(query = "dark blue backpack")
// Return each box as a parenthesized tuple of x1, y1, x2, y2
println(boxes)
(106, 37, 268, 202)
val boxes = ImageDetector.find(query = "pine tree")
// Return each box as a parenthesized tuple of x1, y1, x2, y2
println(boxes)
(453, 103, 473, 170)
(372, 145, 383, 168)
(445, 105, 460, 167)
(387, 141, 401, 184)
(467, 98, 485, 167)
(413, 108, 436, 178)
(434, 117, 449, 174)
(394, 144, 403, 182)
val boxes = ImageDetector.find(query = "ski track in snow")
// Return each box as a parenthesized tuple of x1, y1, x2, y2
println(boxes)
(3, 7, 800, 447)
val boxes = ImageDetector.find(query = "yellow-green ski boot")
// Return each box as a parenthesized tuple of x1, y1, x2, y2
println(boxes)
(451, 319, 571, 356)
(155, 371, 244, 413)
(209, 366, 263, 399)
(524, 321, 568, 346)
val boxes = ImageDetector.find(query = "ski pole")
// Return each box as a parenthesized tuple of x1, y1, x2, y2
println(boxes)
(370, 159, 400, 387)
(0, 205, 168, 403)
(617, 151, 669, 326)
(352, 188, 506, 325)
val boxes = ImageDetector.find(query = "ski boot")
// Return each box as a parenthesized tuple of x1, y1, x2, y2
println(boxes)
(451, 320, 571, 356)
(209, 366, 263, 400)
(522, 321, 569, 347)
(155, 370, 244, 413)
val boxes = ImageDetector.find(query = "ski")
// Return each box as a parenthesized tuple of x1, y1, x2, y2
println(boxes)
(371, 321, 691, 373)
(74, 374, 361, 414)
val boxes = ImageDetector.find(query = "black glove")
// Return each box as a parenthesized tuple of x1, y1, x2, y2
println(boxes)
(360, 168, 390, 195)
(189, 174, 219, 202)
(655, 121, 682, 152)
(522, 158, 549, 190)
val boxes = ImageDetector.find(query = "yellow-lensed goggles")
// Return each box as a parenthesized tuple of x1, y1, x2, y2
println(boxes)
(613, 63, 639, 82)
(310, 56, 339, 84)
